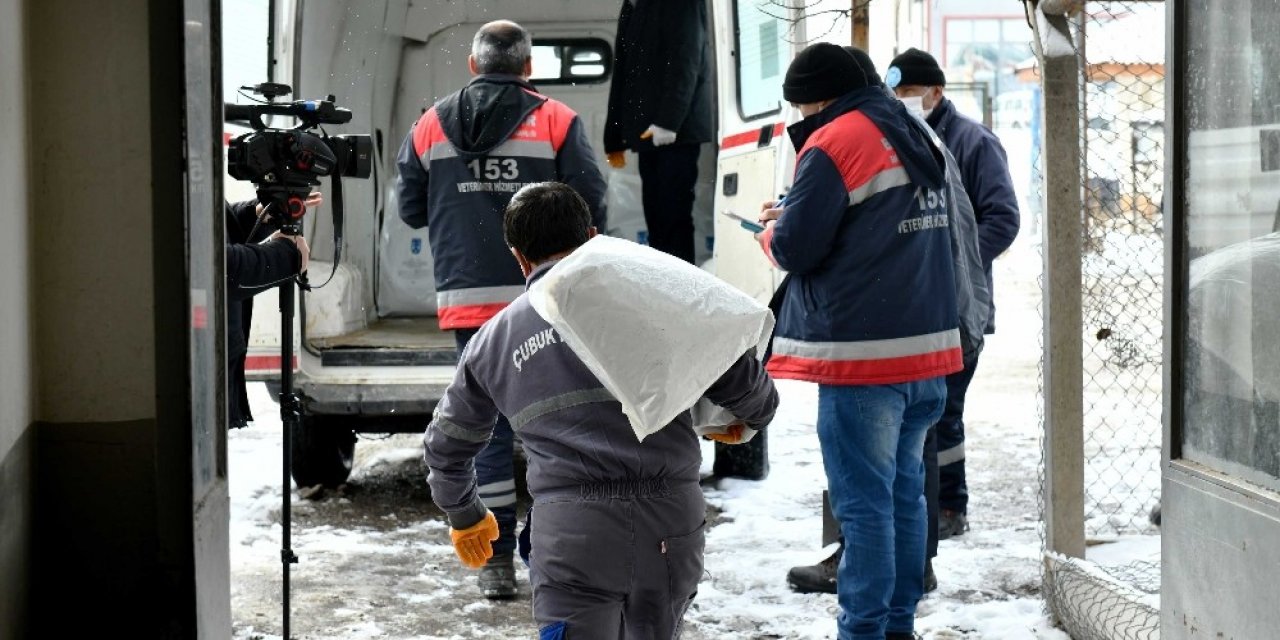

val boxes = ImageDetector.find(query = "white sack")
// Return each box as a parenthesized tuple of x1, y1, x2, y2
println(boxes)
(377, 212, 438, 317)
(527, 235, 774, 442)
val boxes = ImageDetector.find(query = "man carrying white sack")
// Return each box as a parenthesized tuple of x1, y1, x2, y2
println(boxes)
(423, 181, 779, 640)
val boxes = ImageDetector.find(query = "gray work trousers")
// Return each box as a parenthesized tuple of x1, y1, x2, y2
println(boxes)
(529, 479, 705, 640)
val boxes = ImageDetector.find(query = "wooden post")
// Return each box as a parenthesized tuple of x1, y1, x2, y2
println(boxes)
(1029, 0, 1086, 560)
(852, 1, 869, 49)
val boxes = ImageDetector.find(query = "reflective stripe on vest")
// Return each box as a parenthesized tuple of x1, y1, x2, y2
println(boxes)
(436, 285, 526, 330)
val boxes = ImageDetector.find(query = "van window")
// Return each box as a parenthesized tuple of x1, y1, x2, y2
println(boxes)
(735, 1, 786, 120)
(531, 39, 612, 85)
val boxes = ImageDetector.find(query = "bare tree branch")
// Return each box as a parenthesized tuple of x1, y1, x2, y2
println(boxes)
(754, 0, 870, 43)
(761, 0, 872, 15)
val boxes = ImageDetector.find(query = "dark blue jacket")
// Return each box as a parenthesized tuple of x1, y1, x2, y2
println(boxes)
(396, 75, 607, 330)
(760, 88, 962, 385)
(927, 97, 1020, 333)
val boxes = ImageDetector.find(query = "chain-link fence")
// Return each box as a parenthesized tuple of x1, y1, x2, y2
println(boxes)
(1034, 2, 1165, 638)
(1077, 1, 1165, 539)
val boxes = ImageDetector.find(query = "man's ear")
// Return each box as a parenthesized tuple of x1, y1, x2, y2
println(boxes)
(467, 55, 480, 76)
(522, 57, 533, 79)
(511, 247, 534, 278)
(587, 226, 598, 239)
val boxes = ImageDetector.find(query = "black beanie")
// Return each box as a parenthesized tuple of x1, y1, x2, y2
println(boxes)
(886, 48, 946, 88)
(783, 42, 870, 104)
(842, 46, 882, 87)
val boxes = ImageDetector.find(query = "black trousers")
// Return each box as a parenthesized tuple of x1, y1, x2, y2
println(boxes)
(924, 425, 939, 559)
(937, 353, 981, 513)
(637, 143, 701, 264)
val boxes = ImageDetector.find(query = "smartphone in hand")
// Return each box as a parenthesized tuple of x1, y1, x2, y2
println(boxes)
(720, 210, 765, 234)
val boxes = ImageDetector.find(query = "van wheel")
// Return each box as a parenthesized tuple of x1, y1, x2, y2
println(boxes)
(712, 430, 769, 480)
(290, 415, 356, 488)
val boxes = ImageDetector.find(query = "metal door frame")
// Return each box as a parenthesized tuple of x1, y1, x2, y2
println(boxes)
(1162, 1, 1280, 636)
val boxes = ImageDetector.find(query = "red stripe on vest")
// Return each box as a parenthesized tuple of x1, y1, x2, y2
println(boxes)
(531, 96, 577, 154)
(412, 108, 446, 156)
(800, 110, 902, 194)
(766, 347, 963, 386)
(438, 303, 511, 331)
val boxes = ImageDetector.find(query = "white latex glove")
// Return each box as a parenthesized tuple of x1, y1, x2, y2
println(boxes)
(642, 124, 677, 147)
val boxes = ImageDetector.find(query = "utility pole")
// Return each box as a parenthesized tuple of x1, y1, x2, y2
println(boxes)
(1027, 0, 1086, 562)
(852, 0, 870, 48)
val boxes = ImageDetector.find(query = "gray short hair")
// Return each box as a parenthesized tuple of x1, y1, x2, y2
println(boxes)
(472, 20, 531, 75)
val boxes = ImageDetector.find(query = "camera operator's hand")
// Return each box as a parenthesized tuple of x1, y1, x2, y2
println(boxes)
(269, 232, 310, 275)
(254, 191, 324, 221)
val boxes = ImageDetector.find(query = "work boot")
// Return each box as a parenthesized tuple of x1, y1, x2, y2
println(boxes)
(938, 509, 968, 540)
(478, 552, 517, 600)
(786, 543, 840, 594)
(924, 558, 937, 594)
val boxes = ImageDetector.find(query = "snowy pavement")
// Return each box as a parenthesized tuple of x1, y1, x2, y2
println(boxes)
(231, 237, 1070, 639)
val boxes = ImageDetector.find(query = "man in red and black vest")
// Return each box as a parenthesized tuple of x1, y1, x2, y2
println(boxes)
(758, 43, 960, 640)
(395, 19, 607, 600)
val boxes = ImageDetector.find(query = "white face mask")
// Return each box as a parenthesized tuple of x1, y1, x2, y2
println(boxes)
(898, 95, 925, 118)
(897, 94, 935, 120)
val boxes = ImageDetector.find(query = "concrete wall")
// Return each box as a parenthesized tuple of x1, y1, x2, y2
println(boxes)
(0, 0, 34, 636)
(19, 0, 217, 634)
(30, 5, 157, 423)
(25, 0, 161, 629)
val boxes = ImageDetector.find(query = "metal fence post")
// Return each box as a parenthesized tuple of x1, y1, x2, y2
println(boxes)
(1029, 0, 1086, 560)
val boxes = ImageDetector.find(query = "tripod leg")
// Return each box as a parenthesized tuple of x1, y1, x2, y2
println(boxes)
(278, 278, 300, 638)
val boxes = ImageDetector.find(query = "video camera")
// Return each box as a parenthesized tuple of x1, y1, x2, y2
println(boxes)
(225, 82, 372, 228)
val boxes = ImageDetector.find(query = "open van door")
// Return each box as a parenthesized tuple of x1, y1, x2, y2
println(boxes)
(709, 2, 794, 306)
(704, 0, 801, 479)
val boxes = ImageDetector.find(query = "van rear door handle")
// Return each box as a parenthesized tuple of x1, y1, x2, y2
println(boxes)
(723, 172, 739, 196)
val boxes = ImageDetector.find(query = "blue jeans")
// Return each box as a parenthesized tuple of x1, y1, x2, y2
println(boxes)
(455, 328, 517, 555)
(817, 380, 946, 640)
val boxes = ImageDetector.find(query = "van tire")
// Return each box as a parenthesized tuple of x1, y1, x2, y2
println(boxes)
(290, 415, 356, 488)
(711, 430, 769, 480)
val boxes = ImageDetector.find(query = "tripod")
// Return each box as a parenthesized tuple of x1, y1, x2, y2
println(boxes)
(276, 216, 305, 640)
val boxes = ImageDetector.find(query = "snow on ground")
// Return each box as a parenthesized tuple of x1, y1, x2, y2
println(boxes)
(231, 234, 1074, 639)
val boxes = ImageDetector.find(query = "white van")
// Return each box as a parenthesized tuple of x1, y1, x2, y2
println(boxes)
(240, 0, 807, 486)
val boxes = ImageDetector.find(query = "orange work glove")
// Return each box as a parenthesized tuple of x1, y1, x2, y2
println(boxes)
(704, 423, 756, 445)
(606, 151, 626, 168)
(450, 511, 500, 569)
